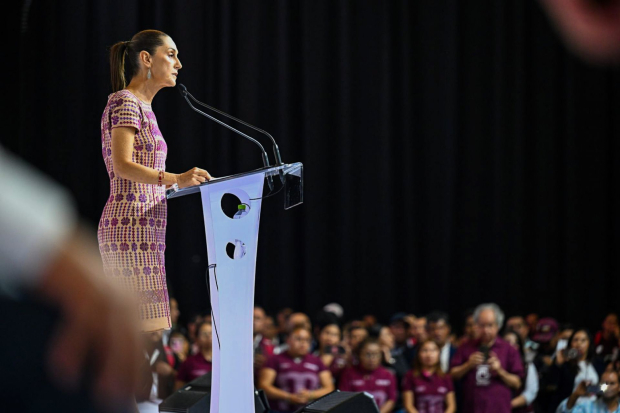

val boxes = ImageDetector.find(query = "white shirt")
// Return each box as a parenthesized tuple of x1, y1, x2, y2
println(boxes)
(440, 343, 451, 373)
(574, 361, 599, 390)
(0, 146, 76, 286)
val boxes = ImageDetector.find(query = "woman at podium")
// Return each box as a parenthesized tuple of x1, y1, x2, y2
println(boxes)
(98, 29, 210, 332)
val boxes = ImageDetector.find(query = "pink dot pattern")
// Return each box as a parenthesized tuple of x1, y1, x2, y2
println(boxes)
(98, 90, 171, 332)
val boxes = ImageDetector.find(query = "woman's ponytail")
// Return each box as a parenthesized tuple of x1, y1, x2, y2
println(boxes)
(109, 41, 128, 93)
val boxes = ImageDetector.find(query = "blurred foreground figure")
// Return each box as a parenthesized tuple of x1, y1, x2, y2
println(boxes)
(0, 146, 141, 412)
(541, 0, 620, 62)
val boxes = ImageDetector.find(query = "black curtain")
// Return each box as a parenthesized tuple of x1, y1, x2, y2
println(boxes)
(8, 0, 620, 330)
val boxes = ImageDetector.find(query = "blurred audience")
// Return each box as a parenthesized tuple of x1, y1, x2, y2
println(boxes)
(428, 311, 458, 373)
(548, 329, 599, 411)
(594, 313, 620, 365)
(450, 303, 523, 413)
(175, 322, 213, 389)
(503, 330, 538, 413)
(339, 338, 397, 413)
(258, 326, 334, 412)
(402, 339, 456, 413)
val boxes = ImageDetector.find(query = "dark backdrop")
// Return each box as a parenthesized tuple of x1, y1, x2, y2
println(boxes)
(6, 0, 620, 331)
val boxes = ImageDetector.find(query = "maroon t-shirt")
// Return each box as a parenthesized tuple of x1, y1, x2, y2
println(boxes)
(450, 337, 524, 413)
(338, 365, 397, 407)
(264, 352, 328, 413)
(176, 353, 212, 383)
(402, 370, 454, 413)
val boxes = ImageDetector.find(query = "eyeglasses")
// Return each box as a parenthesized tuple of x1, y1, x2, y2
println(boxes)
(362, 352, 382, 359)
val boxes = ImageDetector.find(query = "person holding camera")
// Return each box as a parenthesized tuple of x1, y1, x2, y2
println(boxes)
(549, 329, 600, 411)
(556, 370, 620, 413)
(449, 303, 524, 413)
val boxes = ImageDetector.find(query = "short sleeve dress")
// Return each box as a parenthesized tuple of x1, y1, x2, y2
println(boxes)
(98, 89, 170, 332)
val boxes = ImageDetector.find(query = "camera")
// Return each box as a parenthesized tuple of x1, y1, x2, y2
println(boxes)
(586, 383, 608, 395)
(565, 348, 580, 360)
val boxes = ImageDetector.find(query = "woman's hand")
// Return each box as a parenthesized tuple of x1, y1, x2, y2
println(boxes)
(177, 167, 212, 188)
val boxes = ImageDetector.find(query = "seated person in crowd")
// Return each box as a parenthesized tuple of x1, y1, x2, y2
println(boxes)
(450, 303, 523, 413)
(339, 338, 397, 413)
(428, 311, 458, 373)
(345, 324, 369, 364)
(313, 319, 348, 383)
(556, 369, 619, 413)
(548, 329, 599, 411)
(168, 330, 190, 370)
(258, 326, 334, 413)
(254, 306, 275, 376)
(456, 309, 478, 347)
(402, 339, 456, 413)
(594, 313, 620, 365)
(274, 312, 313, 355)
(138, 330, 176, 405)
(502, 331, 538, 413)
(175, 322, 213, 389)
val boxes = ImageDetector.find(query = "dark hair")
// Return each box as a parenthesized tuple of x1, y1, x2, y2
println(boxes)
(566, 329, 594, 375)
(427, 311, 450, 326)
(109, 30, 169, 92)
(412, 339, 444, 377)
(355, 337, 381, 360)
(502, 330, 526, 370)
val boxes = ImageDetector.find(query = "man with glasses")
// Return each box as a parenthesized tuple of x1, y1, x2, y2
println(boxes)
(450, 303, 524, 413)
(258, 326, 334, 413)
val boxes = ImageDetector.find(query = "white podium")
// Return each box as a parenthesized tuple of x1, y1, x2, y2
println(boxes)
(167, 162, 303, 413)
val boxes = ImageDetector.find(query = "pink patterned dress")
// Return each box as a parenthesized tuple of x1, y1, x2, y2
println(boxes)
(98, 89, 170, 332)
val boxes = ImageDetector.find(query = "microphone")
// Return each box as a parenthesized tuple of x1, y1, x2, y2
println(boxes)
(179, 84, 286, 185)
(178, 84, 274, 191)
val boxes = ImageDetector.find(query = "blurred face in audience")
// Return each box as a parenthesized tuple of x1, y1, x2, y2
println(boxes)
(287, 312, 311, 333)
(464, 315, 477, 339)
(570, 330, 590, 359)
(277, 308, 293, 331)
(526, 314, 539, 334)
(379, 326, 395, 350)
(359, 342, 382, 371)
(603, 314, 619, 336)
(350, 327, 369, 351)
(476, 309, 499, 345)
(254, 307, 266, 335)
(188, 315, 203, 342)
(197, 323, 213, 352)
(418, 340, 440, 370)
(506, 316, 528, 341)
(390, 321, 408, 346)
(601, 371, 620, 401)
(363, 315, 377, 328)
(429, 319, 451, 347)
(319, 324, 341, 349)
(287, 328, 312, 358)
(170, 332, 189, 357)
(413, 317, 428, 342)
(263, 316, 278, 340)
(503, 332, 519, 351)
(170, 298, 180, 325)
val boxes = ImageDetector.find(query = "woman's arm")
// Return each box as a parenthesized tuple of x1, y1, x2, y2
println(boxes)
(444, 391, 456, 413)
(257, 368, 295, 402)
(309, 370, 335, 400)
(402, 390, 418, 413)
(380, 399, 395, 413)
(111, 127, 211, 188)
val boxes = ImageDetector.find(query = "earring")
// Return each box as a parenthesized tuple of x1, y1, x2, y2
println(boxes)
(147, 68, 152, 80)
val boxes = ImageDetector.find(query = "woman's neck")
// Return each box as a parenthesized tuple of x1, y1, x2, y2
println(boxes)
(126, 78, 160, 104)
(201, 348, 212, 359)
(422, 366, 437, 374)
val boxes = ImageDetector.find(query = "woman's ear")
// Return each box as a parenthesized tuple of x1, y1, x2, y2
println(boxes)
(139, 50, 152, 68)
